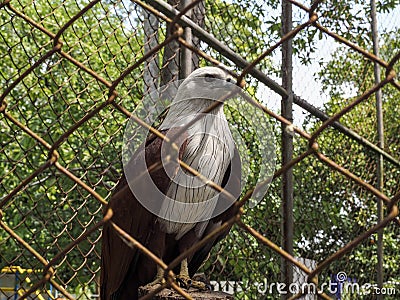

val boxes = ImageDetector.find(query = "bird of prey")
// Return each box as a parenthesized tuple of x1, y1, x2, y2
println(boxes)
(100, 67, 242, 300)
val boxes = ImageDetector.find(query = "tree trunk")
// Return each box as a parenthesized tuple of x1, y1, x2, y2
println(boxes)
(143, 9, 160, 104)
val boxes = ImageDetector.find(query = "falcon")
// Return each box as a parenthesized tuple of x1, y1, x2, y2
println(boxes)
(100, 67, 242, 300)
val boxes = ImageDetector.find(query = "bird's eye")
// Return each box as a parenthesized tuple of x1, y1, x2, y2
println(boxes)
(204, 74, 216, 82)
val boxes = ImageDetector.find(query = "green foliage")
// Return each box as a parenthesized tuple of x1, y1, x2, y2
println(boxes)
(204, 0, 277, 78)
(0, 0, 143, 294)
(298, 24, 400, 294)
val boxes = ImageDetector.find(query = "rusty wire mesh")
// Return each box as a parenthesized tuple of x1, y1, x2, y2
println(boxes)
(0, 0, 399, 299)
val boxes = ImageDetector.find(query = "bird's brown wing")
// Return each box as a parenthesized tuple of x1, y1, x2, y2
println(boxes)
(188, 146, 242, 277)
(100, 128, 187, 300)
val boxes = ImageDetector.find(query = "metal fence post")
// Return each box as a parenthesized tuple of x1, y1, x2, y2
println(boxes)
(370, 0, 384, 298)
(281, 0, 294, 298)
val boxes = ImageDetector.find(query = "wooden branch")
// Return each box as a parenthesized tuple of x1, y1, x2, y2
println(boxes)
(139, 286, 234, 300)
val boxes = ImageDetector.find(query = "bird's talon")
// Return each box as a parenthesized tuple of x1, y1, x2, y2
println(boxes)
(176, 274, 192, 289)
(190, 280, 207, 291)
(142, 278, 165, 290)
(176, 275, 208, 291)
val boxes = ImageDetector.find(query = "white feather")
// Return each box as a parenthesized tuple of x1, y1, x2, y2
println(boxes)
(157, 67, 235, 239)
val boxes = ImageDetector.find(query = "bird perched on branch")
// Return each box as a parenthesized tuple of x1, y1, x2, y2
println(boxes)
(100, 67, 242, 300)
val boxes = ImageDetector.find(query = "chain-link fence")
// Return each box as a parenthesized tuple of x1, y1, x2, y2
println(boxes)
(1, 0, 399, 299)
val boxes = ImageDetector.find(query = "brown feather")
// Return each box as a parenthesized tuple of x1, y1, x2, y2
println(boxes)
(100, 129, 188, 300)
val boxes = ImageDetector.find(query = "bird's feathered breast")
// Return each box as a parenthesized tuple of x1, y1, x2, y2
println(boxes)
(157, 101, 235, 239)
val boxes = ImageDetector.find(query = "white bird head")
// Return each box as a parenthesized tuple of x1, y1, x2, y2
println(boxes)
(159, 67, 239, 130)
(184, 66, 234, 83)
(174, 66, 235, 102)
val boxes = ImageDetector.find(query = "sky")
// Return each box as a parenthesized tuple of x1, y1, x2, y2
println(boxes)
(256, 3, 400, 128)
